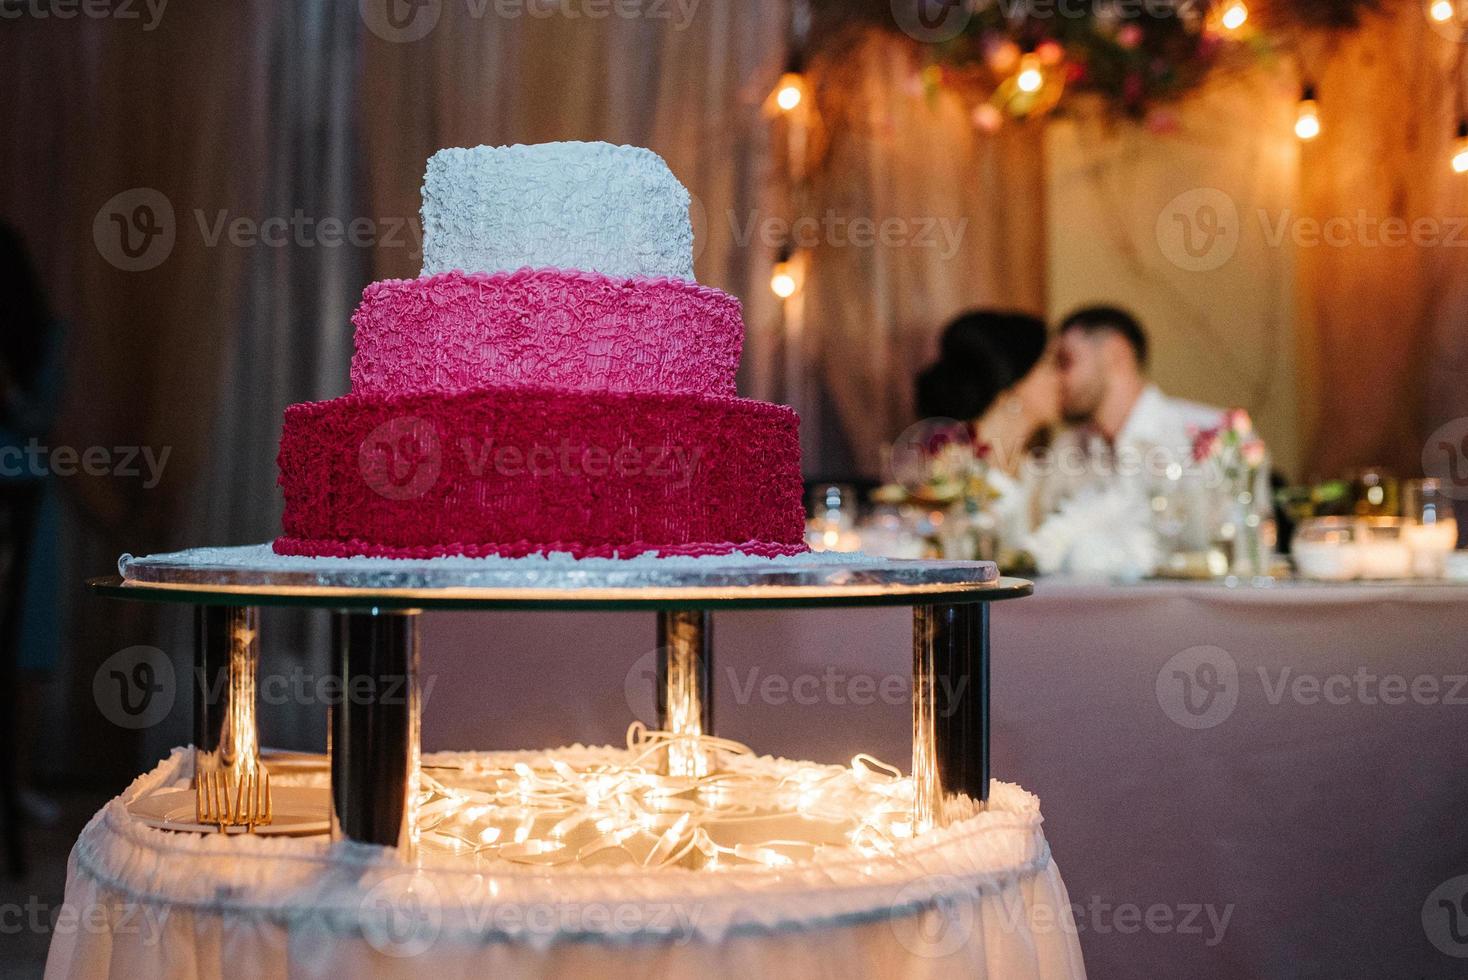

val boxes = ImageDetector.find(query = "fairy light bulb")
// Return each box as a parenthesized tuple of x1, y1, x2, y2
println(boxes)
(774, 72, 805, 112)
(1220, 1, 1248, 31)
(1295, 86, 1321, 141)
(1453, 119, 1468, 174)
(1431, 0, 1455, 22)
(771, 247, 801, 299)
(1016, 53, 1044, 94)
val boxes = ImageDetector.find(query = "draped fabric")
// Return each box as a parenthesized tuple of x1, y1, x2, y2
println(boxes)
(2, 1, 1466, 784)
(1297, 6, 1468, 479)
(0, 4, 363, 777)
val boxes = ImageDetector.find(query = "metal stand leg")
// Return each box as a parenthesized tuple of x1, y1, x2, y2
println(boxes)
(912, 602, 989, 831)
(329, 609, 420, 855)
(193, 606, 260, 785)
(657, 609, 713, 777)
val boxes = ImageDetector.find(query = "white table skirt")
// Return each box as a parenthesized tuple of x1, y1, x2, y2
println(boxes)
(45, 751, 1086, 980)
(409, 579, 1468, 978)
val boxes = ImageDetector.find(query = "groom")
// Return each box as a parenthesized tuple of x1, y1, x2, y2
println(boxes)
(1042, 306, 1223, 503)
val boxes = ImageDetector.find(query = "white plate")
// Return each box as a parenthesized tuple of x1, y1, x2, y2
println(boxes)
(128, 785, 330, 836)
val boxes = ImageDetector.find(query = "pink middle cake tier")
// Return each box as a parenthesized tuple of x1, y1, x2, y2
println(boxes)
(275, 385, 807, 560)
(350, 268, 744, 398)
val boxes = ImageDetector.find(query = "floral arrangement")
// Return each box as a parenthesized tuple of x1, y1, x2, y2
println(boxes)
(821, 0, 1379, 121)
(1191, 407, 1267, 488)
(883, 419, 997, 506)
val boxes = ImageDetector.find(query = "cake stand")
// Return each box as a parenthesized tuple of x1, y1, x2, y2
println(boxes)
(89, 548, 1031, 855)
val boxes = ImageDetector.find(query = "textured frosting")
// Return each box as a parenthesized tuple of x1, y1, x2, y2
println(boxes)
(420, 142, 695, 280)
(275, 386, 807, 560)
(351, 269, 743, 398)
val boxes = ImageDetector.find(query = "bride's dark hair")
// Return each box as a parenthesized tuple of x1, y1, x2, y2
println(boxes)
(914, 310, 1047, 421)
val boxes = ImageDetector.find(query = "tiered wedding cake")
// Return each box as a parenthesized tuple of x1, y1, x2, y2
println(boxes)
(275, 142, 807, 560)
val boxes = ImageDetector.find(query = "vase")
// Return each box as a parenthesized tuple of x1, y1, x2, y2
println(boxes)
(1211, 464, 1275, 578)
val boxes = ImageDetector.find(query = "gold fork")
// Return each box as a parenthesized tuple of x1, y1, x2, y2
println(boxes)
(195, 767, 273, 833)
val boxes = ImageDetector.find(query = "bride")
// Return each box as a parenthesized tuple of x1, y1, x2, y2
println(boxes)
(914, 310, 1060, 547)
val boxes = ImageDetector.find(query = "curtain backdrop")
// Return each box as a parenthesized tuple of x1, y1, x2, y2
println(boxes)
(1298, 5, 1468, 478)
(2, 1, 1465, 783)
(0, 3, 363, 779)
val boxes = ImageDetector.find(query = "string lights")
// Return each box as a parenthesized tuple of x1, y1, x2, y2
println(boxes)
(1431, 0, 1456, 23)
(1295, 84, 1321, 141)
(772, 49, 807, 114)
(1219, 1, 1249, 32)
(1015, 52, 1044, 94)
(414, 724, 927, 870)
(770, 244, 803, 299)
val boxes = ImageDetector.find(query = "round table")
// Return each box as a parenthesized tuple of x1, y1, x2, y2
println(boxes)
(48, 547, 1084, 978)
(45, 749, 1086, 979)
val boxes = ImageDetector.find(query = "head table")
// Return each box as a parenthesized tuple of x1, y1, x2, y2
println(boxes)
(406, 576, 1468, 979)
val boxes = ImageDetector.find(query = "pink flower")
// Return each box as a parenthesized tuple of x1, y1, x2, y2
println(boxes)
(1226, 407, 1253, 436)
(1241, 439, 1267, 469)
(1191, 426, 1221, 464)
(1117, 24, 1144, 49)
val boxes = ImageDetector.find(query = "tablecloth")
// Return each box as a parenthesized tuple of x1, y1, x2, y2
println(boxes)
(45, 750, 1086, 980)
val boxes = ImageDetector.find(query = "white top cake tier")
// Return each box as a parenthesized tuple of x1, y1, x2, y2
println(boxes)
(420, 141, 696, 281)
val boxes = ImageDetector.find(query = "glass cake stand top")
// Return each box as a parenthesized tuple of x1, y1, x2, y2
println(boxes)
(93, 544, 1031, 610)
(93, 544, 1033, 856)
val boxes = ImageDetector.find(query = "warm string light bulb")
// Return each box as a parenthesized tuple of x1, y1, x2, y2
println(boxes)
(1431, 0, 1455, 22)
(1220, 1, 1248, 31)
(1295, 85, 1321, 141)
(1015, 53, 1044, 94)
(1453, 119, 1468, 174)
(771, 248, 802, 299)
(774, 71, 805, 113)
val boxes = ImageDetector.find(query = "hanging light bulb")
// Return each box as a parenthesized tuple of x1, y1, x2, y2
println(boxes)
(771, 246, 802, 299)
(1220, 1, 1248, 31)
(1453, 119, 1468, 174)
(775, 71, 810, 112)
(769, 48, 807, 115)
(1430, 0, 1455, 23)
(1294, 85, 1321, 141)
(1016, 53, 1044, 94)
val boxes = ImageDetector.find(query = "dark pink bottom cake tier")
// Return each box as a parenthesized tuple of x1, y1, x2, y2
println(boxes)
(275, 385, 808, 560)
